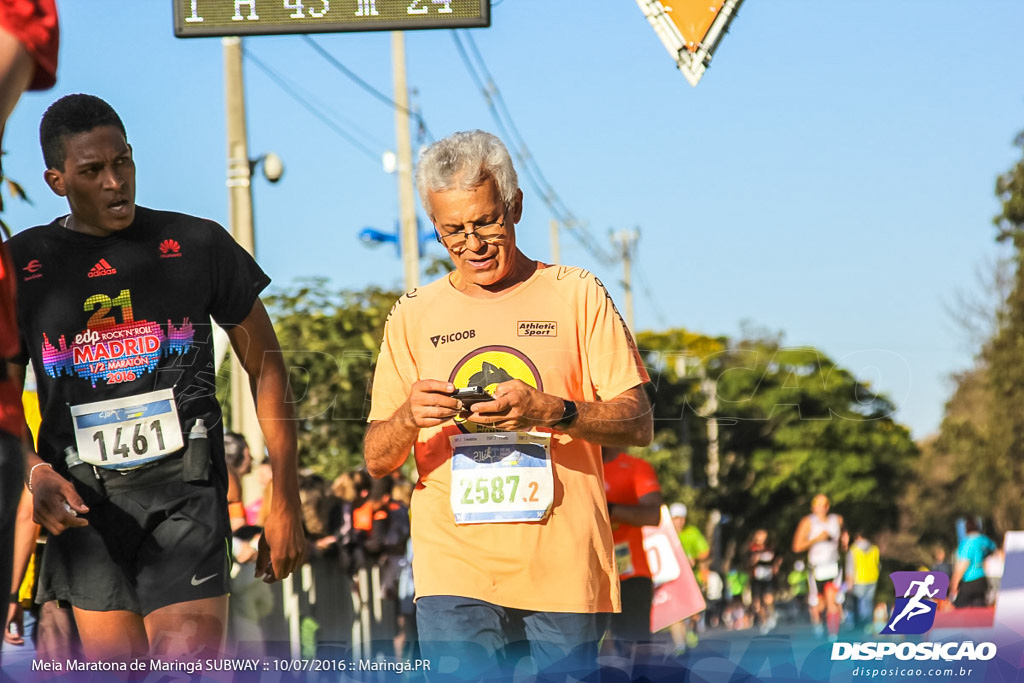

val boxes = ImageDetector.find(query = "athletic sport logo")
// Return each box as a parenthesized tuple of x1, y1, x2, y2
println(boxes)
(881, 571, 948, 634)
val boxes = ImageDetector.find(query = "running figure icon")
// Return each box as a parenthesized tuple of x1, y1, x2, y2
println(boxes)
(886, 574, 939, 631)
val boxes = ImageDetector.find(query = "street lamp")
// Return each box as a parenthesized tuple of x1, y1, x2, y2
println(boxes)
(358, 218, 434, 258)
(251, 152, 284, 183)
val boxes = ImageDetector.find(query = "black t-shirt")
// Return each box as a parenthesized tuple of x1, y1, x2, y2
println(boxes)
(7, 206, 270, 484)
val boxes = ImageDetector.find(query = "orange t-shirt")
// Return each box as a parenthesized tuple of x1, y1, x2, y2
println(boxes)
(603, 452, 661, 580)
(368, 265, 649, 613)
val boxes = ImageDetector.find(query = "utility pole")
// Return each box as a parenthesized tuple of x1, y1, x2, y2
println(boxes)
(610, 229, 639, 333)
(392, 31, 419, 291)
(550, 219, 560, 265)
(223, 37, 265, 465)
(700, 373, 722, 571)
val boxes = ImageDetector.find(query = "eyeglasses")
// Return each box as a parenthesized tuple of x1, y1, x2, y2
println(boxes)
(435, 218, 506, 253)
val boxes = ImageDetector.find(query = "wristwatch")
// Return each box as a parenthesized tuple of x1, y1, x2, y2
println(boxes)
(553, 399, 578, 430)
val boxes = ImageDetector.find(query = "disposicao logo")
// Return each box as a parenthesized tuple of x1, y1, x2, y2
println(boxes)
(831, 570, 997, 664)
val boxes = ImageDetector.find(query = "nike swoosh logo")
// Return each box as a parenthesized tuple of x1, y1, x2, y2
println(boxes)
(191, 573, 218, 586)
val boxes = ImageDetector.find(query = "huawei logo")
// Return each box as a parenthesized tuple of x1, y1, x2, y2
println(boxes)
(159, 239, 182, 258)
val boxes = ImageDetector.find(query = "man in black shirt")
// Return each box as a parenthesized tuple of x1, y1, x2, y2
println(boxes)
(7, 94, 304, 662)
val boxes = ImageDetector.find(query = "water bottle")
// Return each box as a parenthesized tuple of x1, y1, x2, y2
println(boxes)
(64, 446, 103, 500)
(184, 418, 211, 483)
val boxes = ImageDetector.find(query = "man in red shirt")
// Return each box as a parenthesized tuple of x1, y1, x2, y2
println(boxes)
(602, 446, 663, 651)
(0, 0, 58, 664)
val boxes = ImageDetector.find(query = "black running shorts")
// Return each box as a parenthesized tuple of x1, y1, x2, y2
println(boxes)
(38, 457, 230, 615)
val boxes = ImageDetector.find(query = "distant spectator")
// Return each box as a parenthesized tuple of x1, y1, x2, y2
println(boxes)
(748, 529, 781, 633)
(984, 547, 1004, 606)
(951, 517, 996, 608)
(250, 461, 274, 527)
(696, 558, 724, 629)
(601, 446, 663, 652)
(224, 432, 253, 532)
(786, 560, 810, 622)
(668, 503, 709, 652)
(846, 531, 880, 633)
(930, 544, 952, 577)
(792, 493, 845, 639)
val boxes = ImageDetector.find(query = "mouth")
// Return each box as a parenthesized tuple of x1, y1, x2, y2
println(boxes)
(107, 199, 132, 214)
(464, 250, 496, 269)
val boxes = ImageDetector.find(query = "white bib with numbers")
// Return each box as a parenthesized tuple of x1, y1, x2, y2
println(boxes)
(70, 389, 184, 469)
(449, 431, 554, 524)
(614, 542, 635, 578)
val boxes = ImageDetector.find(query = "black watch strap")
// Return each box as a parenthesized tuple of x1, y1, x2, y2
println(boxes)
(554, 399, 578, 430)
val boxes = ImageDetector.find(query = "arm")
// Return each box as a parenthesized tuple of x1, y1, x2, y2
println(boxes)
(950, 558, 968, 597)
(364, 378, 461, 478)
(609, 491, 663, 527)
(466, 382, 653, 447)
(8, 364, 88, 534)
(792, 517, 812, 554)
(0, 26, 35, 156)
(694, 532, 711, 562)
(4, 486, 38, 645)
(8, 487, 38, 593)
(225, 299, 304, 582)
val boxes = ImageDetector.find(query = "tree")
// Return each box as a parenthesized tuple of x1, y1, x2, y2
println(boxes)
(637, 329, 919, 567)
(898, 128, 1024, 544)
(263, 278, 400, 479)
(979, 129, 1024, 532)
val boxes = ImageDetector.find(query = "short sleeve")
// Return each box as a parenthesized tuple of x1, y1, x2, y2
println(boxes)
(581, 273, 650, 400)
(632, 458, 661, 499)
(368, 295, 419, 422)
(206, 221, 271, 327)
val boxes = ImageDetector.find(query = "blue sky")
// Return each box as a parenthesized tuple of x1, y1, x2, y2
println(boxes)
(4, 0, 1024, 439)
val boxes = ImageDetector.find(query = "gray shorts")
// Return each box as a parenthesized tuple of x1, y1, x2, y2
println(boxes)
(38, 457, 230, 615)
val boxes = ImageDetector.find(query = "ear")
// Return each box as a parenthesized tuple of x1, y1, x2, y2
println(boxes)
(509, 188, 524, 224)
(43, 168, 66, 197)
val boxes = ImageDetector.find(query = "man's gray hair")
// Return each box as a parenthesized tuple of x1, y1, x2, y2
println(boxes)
(416, 130, 519, 215)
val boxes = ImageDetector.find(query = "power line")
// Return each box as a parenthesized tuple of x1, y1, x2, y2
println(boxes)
(451, 30, 615, 266)
(632, 241, 672, 329)
(243, 48, 383, 162)
(302, 35, 434, 144)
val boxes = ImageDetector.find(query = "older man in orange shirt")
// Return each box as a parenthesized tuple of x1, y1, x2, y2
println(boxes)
(365, 130, 653, 678)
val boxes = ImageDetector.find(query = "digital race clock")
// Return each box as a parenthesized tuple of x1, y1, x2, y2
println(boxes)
(174, 0, 490, 37)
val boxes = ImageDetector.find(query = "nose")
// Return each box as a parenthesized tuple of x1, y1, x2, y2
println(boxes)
(462, 231, 488, 252)
(100, 165, 124, 189)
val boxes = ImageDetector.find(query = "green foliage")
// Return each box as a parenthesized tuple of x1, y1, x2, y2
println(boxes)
(994, 131, 1024, 248)
(0, 167, 32, 238)
(264, 278, 400, 480)
(637, 328, 919, 567)
(905, 127, 1024, 542)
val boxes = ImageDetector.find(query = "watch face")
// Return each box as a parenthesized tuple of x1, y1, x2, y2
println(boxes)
(557, 400, 578, 429)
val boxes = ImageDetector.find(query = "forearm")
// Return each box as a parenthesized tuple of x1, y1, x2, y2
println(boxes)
(609, 502, 661, 527)
(250, 363, 300, 513)
(9, 489, 38, 593)
(364, 404, 418, 477)
(950, 560, 967, 593)
(563, 395, 653, 447)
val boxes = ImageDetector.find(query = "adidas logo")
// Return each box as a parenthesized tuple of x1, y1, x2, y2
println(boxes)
(159, 239, 182, 258)
(87, 259, 117, 278)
